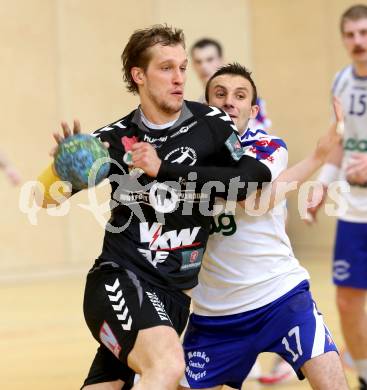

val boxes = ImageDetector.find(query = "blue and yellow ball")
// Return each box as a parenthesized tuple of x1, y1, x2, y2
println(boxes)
(54, 134, 110, 190)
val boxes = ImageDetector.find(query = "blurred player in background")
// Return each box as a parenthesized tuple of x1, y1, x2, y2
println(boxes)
(307, 4, 367, 390)
(179, 63, 348, 390)
(0, 149, 21, 185)
(190, 38, 223, 103)
(190, 38, 271, 131)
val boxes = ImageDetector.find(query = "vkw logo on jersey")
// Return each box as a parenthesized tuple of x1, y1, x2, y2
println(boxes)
(164, 147, 197, 166)
(139, 222, 200, 250)
(138, 222, 201, 269)
(185, 350, 211, 381)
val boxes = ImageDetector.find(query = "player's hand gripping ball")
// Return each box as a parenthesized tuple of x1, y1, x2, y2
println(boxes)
(54, 134, 110, 190)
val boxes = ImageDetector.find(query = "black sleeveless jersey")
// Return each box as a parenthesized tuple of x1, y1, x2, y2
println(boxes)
(91, 101, 271, 291)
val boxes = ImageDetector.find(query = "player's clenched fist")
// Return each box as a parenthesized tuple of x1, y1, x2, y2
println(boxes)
(131, 142, 162, 178)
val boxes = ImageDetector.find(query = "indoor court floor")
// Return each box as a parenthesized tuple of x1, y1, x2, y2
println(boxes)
(0, 255, 358, 389)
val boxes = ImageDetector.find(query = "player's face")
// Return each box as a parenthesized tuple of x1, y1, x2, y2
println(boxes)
(143, 44, 187, 115)
(342, 18, 367, 65)
(191, 46, 223, 84)
(208, 75, 259, 134)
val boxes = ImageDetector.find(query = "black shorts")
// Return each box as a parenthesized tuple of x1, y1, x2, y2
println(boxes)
(82, 262, 191, 388)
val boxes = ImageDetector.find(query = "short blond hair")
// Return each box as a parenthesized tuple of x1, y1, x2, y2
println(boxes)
(121, 25, 185, 94)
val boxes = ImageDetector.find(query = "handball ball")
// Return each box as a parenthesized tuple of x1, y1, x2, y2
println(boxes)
(54, 134, 110, 190)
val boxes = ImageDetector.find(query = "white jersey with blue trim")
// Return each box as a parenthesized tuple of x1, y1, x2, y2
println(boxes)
(192, 128, 309, 315)
(332, 65, 367, 222)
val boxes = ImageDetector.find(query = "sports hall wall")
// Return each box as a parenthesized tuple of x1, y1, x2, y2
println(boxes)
(0, 0, 251, 275)
(0, 0, 356, 276)
(249, 0, 356, 258)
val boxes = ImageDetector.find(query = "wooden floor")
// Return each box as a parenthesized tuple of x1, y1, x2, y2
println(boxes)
(0, 256, 358, 389)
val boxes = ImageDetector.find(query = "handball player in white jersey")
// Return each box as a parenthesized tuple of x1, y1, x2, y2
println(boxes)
(308, 5, 367, 390)
(190, 38, 295, 386)
(179, 63, 348, 390)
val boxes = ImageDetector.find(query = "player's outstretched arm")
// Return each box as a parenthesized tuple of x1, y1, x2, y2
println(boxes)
(278, 110, 342, 199)
(158, 156, 271, 201)
(131, 141, 272, 201)
(242, 99, 343, 213)
(306, 97, 344, 222)
(304, 143, 343, 222)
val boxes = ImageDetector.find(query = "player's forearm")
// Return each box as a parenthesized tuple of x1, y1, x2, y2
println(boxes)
(325, 143, 343, 167)
(35, 163, 72, 208)
(239, 152, 324, 211)
(269, 152, 323, 207)
(157, 156, 272, 201)
(276, 152, 323, 190)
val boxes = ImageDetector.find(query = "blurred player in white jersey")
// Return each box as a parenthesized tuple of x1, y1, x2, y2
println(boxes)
(179, 63, 348, 390)
(307, 5, 367, 390)
(190, 38, 271, 131)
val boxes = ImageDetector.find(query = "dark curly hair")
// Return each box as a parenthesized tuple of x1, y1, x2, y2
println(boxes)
(205, 63, 258, 105)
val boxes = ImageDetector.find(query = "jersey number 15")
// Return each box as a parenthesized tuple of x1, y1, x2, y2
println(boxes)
(349, 94, 367, 116)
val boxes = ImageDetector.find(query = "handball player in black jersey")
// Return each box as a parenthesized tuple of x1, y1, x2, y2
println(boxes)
(36, 25, 271, 390)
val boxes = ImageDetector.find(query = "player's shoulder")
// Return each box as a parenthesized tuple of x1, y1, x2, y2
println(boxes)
(332, 65, 353, 94)
(185, 100, 210, 115)
(241, 128, 287, 151)
(185, 101, 238, 147)
(185, 100, 234, 124)
(91, 110, 136, 139)
(334, 64, 353, 79)
(241, 128, 288, 174)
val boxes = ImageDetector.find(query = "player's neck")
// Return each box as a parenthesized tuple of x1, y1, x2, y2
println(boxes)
(353, 61, 367, 77)
(238, 126, 247, 136)
(238, 119, 250, 136)
(139, 100, 181, 125)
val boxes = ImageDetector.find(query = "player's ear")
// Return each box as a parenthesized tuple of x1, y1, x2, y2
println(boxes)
(250, 104, 260, 119)
(131, 67, 145, 87)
